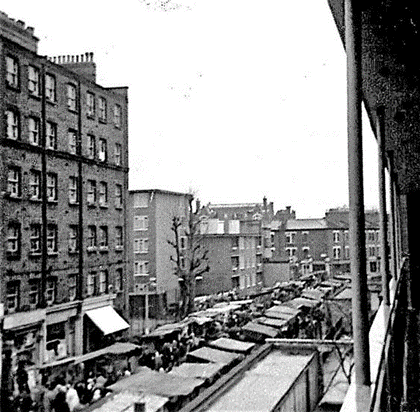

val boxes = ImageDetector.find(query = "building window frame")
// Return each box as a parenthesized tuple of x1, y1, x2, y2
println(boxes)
(98, 138, 107, 162)
(286, 232, 296, 245)
(87, 226, 97, 250)
(6, 109, 20, 140)
(30, 224, 42, 255)
(98, 182, 108, 207)
(29, 116, 40, 145)
(115, 143, 122, 166)
(46, 173, 57, 202)
(114, 104, 122, 128)
(7, 166, 21, 198)
(45, 74, 56, 102)
(67, 83, 77, 111)
(28, 65, 40, 97)
(7, 223, 21, 255)
(115, 226, 123, 249)
(30, 170, 41, 200)
(134, 216, 149, 231)
(333, 246, 341, 259)
(86, 91, 95, 118)
(99, 226, 108, 250)
(6, 281, 20, 313)
(69, 225, 78, 253)
(47, 224, 58, 254)
(46, 121, 57, 150)
(87, 180, 97, 206)
(46, 278, 56, 305)
(6, 55, 19, 89)
(69, 176, 79, 204)
(98, 97, 107, 122)
(115, 184, 123, 208)
(87, 134, 96, 159)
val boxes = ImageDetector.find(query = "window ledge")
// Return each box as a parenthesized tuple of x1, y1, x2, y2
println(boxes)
(47, 199, 58, 204)
(115, 246, 124, 252)
(68, 250, 79, 255)
(29, 197, 42, 202)
(47, 251, 58, 256)
(29, 252, 42, 258)
(28, 93, 41, 100)
(87, 203, 96, 208)
(68, 108, 78, 114)
(99, 204, 108, 209)
(99, 247, 109, 253)
(69, 201, 79, 206)
(99, 118, 107, 124)
(87, 247, 97, 253)
(4, 194, 21, 200)
(46, 99, 57, 106)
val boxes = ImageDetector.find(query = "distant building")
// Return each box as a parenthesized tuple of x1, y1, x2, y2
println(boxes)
(128, 189, 192, 304)
(0, 9, 129, 393)
(275, 208, 381, 278)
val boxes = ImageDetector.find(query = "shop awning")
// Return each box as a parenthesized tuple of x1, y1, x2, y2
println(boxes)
(85, 306, 129, 335)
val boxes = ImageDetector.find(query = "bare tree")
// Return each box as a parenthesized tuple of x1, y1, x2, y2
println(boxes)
(168, 196, 209, 319)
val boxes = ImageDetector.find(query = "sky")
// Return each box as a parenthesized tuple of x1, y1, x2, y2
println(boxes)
(2, 0, 381, 218)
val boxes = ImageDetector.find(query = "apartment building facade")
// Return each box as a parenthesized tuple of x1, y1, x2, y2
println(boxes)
(274, 208, 381, 278)
(0, 11, 129, 395)
(128, 189, 191, 307)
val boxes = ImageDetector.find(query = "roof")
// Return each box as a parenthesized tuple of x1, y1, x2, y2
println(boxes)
(332, 287, 353, 300)
(169, 362, 225, 381)
(207, 351, 315, 412)
(129, 188, 192, 197)
(108, 367, 204, 398)
(285, 219, 327, 230)
(207, 338, 256, 354)
(284, 297, 320, 310)
(242, 322, 279, 338)
(255, 317, 288, 329)
(187, 347, 242, 364)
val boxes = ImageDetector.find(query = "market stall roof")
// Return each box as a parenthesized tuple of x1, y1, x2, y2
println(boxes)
(242, 322, 279, 338)
(207, 337, 256, 354)
(255, 317, 288, 329)
(108, 367, 204, 399)
(332, 287, 353, 300)
(301, 289, 327, 301)
(83, 391, 168, 412)
(207, 351, 315, 412)
(188, 316, 213, 325)
(85, 306, 129, 335)
(266, 305, 300, 316)
(284, 297, 320, 310)
(264, 309, 297, 323)
(187, 346, 242, 364)
(169, 362, 225, 381)
(73, 342, 141, 365)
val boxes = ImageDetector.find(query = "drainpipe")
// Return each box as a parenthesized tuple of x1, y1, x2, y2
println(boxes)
(345, 0, 371, 406)
(376, 108, 390, 305)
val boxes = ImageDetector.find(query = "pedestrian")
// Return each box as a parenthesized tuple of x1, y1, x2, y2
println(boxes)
(65, 384, 81, 412)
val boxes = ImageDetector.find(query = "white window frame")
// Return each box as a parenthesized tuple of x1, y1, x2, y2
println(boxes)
(7, 167, 20, 197)
(286, 247, 297, 258)
(115, 226, 123, 248)
(69, 275, 77, 301)
(68, 130, 78, 154)
(30, 224, 41, 254)
(69, 225, 78, 253)
(87, 134, 95, 159)
(69, 176, 78, 204)
(67, 83, 77, 111)
(87, 226, 97, 249)
(114, 104, 122, 127)
(86, 91, 95, 117)
(46, 173, 57, 201)
(134, 261, 149, 275)
(28, 65, 40, 96)
(30, 170, 41, 200)
(99, 226, 108, 249)
(87, 273, 95, 296)
(46, 278, 56, 305)
(47, 225, 57, 254)
(286, 232, 296, 244)
(7, 225, 20, 253)
(115, 184, 123, 208)
(6, 56, 18, 88)
(46, 121, 57, 149)
(115, 268, 123, 292)
(29, 117, 40, 145)
(333, 246, 341, 259)
(134, 238, 148, 253)
(344, 245, 350, 259)
(99, 97, 107, 122)
(134, 216, 149, 231)
(6, 282, 19, 312)
(87, 180, 96, 205)
(6, 110, 19, 140)
(115, 143, 122, 166)
(45, 74, 56, 102)
(98, 138, 107, 162)
(99, 270, 107, 294)
(29, 279, 40, 307)
(333, 231, 340, 243)
(99, 182, 108, 207)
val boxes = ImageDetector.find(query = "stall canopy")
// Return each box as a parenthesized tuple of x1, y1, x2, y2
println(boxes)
(301, 289, 326, 301)
(264, 310, 297, 322)
(85, 306, 129, 335)
(108, 367, 204, 399)
(242, 322, 279, 338)
(169, 362, 225, 381)
(266, 305, 300, 317)
(284, 297, 320, 310)
(207, 338, 256, 354)
(73, 342, 141, 365)
(187, 346, 242, 365)
(255, 317, 288, 329)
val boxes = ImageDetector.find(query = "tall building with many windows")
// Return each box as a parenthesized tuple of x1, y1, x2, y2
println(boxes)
(0, 11, 129, 395)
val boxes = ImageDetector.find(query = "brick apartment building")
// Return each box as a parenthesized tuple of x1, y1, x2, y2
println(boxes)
(0, 11, 129, 394)
(274, 208, 381, 278)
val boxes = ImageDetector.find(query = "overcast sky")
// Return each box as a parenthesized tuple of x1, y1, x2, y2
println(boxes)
(3, 0, 381, 218)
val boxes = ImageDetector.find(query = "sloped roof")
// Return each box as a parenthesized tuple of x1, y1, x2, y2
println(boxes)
(286, 219, 327, 230)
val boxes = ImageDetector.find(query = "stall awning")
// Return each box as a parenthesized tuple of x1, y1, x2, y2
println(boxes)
(85, 306, 129, 335)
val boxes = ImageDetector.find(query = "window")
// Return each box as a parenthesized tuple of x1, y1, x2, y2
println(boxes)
(47, 224, 58, 254)
(6, 281, 19, 313)
(69, 225, 78, 253)
(370, 261, 378, 273)
(29, 117, 40, 145)
(302, 246, 310, 258)
(6, 56, 19, 88)
(69, 176, 79, 204)
(302, 231, 308, 244)
(286, 232, 296, 244)
(99, 270, 108, 294)
(28, 66, 40, 96)
(239, 255, 245, 269)
(115, 268, 123, 292)
(115, 143, 122, 166)
(30, 224, 41, 255)
(333, 231, 340, 243)
(6, 109, 19, 140)
(99, 182, 108, 206)
(114, 104, 122, 127)
(99, 97, 107, 122)
(87, 273, 95, 296)
(30, 170, 41, 200)
(344, 230, 349, 242)
(45, 74, 56, 102)
(134, 261, 149, 275)
(46, 173, 57, 201)
(7, 166, 21, 197)
(99, 226, 108, 249)
(98, 138, 107, 162)
(333, 246, 341, 259)
(87, 226, 97, 249)
(367, 230, 376, 243)
(232, 276, 240, 289)
(368, 245, 376, 257)
(180, 236, 187, 250)
(69, 275, 77, 301)
(232, 237, 239, 249)
(134, 238, 148, 253)
(345, 245, 350, 259)
(68, 130, 78, 154)
(87, 180, 96, 205)
(231, 256, 239, 270)
(67, 84, 77, 111)
(239, 237, 245, 250)
(7, 224, 20, 254)
(29, 279, 40, 307)
(115, 184, 123, 208)
(46, 278, 56, 305)
(46, 121, 57, 149)
(86, 92, 95, 117)
(115, 226, 123, 249)
(286, 247, 297, 258)
(134, 216, 148, 231)
(87, 134, 95, 159)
